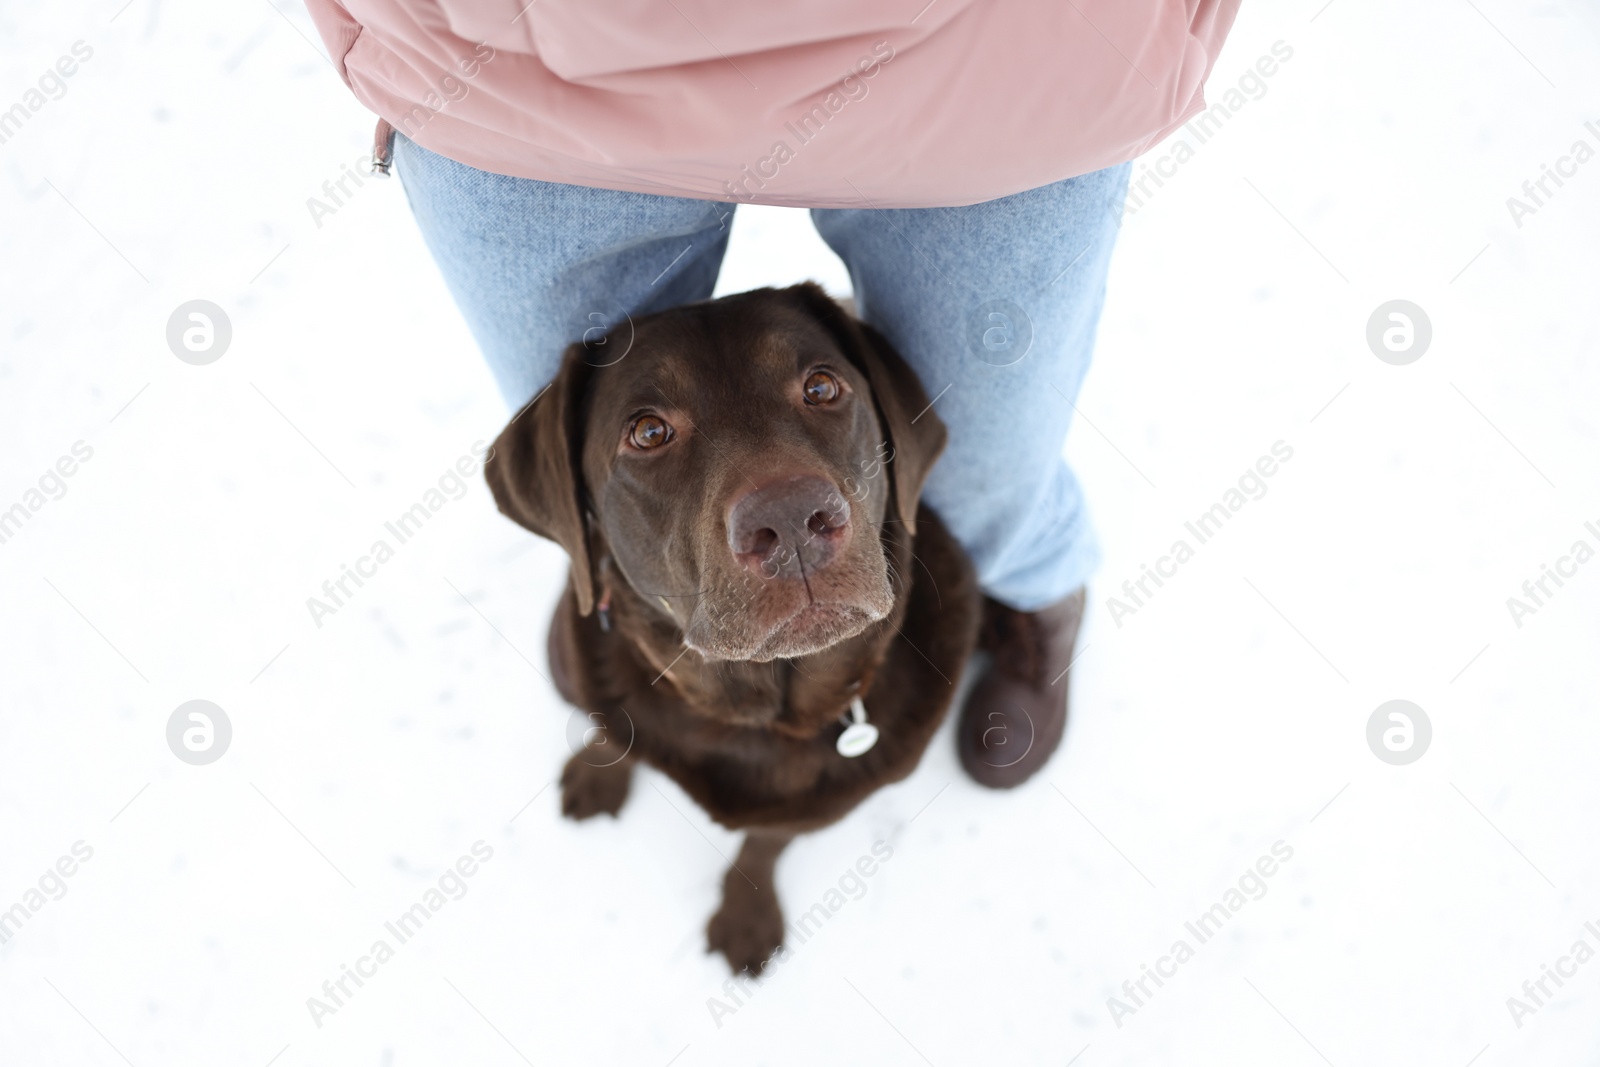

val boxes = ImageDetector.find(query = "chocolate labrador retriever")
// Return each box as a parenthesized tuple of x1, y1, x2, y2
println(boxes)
(484, 282, 978, 973)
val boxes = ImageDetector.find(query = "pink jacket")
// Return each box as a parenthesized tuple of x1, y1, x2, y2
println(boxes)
(306, 0, 1241, 208)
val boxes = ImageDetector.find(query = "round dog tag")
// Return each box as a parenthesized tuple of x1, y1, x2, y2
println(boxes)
(836, 697, 879, 758)
(837, 721, 878, 757)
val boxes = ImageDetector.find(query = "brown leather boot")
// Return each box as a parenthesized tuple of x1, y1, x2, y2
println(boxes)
(957, 588, 1085, 789)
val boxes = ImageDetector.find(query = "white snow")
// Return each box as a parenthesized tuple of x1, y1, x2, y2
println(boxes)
(2, 1, 1599, 1064)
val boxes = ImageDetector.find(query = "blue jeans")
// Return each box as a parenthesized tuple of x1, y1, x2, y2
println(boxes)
(396, 134, 1129, 611)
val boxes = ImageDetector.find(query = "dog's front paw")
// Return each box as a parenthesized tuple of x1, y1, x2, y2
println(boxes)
(560, 752, 632, 820)
(706, 876, 784, 975)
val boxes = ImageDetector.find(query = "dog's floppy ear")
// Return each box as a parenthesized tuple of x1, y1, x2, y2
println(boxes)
(786, 282, 946, 537)
(483, 346, 598, 615)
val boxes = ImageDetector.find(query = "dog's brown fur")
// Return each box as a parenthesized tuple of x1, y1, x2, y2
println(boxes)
(485, 283, 979, 973)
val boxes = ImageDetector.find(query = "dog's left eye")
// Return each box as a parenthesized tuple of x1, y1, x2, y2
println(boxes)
(803, 370, 841, 406)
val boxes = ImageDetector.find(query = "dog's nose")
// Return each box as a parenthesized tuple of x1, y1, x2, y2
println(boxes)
(727, 476, 852, 579)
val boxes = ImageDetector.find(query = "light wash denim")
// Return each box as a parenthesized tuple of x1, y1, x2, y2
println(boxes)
(395, 133, 1129, 611)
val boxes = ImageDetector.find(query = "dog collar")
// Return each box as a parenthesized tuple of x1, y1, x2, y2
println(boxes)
(836, 696, 879, 757)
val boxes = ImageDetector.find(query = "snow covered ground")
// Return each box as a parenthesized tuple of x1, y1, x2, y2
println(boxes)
(3, 1, 1599, 1064)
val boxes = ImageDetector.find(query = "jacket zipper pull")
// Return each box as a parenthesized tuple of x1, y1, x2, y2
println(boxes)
(370, 119, 396, 177)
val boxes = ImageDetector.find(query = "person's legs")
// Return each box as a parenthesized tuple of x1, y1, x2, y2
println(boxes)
(394, 134, 736, 409)
(812, 164, 1131, 788)
(811, 163, 1130, 611)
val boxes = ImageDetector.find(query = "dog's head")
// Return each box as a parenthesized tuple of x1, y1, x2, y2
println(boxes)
(485, 283, 945, 662)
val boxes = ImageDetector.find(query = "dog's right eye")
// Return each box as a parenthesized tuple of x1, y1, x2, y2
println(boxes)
(627, 414, 674, 451)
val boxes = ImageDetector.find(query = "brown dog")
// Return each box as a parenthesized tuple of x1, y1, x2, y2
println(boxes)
(484, 282, 979, 973)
